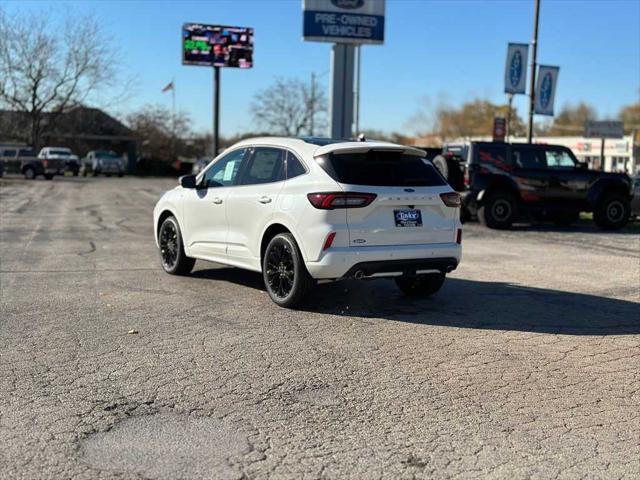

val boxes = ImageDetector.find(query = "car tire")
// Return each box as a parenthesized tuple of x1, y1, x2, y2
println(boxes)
(478, 191, 518, 229)
(118, 172, 124, 178)
(158, 216, 195, 275)
(551, 211, 580, 227)
(24, 167, 36, 180)
(395, 272, 446, 297)
(594, 194, 630, 230)
(262, 233, 313, 308)
(72, 169, 79, 177)
(92, 169, 99, 177)
(44, 173, 54, 180)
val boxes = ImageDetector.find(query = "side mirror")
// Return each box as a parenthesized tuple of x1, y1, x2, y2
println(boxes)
(180, 174, 197, 189)
(577, 161, 588, 170)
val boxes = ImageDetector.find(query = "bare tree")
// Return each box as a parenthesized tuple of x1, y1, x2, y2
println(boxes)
(251, 77, 327, 136)
(127, 105, 196, 163)
(0, 9, 121, 148)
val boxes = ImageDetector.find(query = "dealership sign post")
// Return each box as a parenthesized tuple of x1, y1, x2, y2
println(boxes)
(303, 0, 385, 139)
(585, 120, 624, 171)
(182, 24, 254, 155)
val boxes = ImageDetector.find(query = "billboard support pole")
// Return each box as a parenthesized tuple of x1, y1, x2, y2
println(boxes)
(354, 45, 361, 136)
(527, 0, 540, 144)
(213, 66, 220, 156)
(329, 43, 355, 139)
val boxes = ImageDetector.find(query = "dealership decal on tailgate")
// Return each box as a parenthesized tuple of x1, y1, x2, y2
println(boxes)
(394, 209, 422, 227)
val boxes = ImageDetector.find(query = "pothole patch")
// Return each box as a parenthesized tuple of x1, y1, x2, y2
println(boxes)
(80, 413, 251, 479)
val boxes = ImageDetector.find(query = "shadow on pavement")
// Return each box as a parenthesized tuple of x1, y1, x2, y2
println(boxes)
(191, 266, 640, 336)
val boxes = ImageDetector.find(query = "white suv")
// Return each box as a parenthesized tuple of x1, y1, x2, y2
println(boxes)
(153, 137, 462, 307)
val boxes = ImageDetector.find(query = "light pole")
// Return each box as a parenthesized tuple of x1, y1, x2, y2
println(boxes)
(527, 0, 541, 143)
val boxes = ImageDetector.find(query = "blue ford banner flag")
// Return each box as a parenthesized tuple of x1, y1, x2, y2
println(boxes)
(504, 43, 529, 94)
(303, 0, 385, 45)
(534, 65, 560, 116)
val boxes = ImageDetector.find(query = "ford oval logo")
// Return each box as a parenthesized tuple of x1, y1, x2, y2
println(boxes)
(404, 188, 415, 192)
(539, 72, 553, 109)
(509, 50, 522, 88)
(331, 0, 364, 9)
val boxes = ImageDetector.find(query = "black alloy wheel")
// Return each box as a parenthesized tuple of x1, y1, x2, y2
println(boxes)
(594, 194, 630, 230)
(478, 191, 518, 229)
(395, 272, 446, 297)
(158, 216, 195, 275)
(263, 233, 313, 308)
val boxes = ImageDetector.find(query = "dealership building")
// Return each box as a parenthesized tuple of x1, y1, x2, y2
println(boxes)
(511, 135, 639, 175)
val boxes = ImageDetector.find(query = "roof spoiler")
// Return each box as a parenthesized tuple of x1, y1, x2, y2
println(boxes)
(314, 142, 426, 158)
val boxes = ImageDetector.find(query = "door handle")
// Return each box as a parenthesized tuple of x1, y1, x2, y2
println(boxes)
(212, 197, 223, 204)
(258, 196, 272, 204)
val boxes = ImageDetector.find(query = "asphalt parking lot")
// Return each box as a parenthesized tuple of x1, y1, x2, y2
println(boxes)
(1, 176, 639, 479)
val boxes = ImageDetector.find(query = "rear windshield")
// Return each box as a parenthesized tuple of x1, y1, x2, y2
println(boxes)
(318, 151, 447, 187)
(95, 151, 119, 159)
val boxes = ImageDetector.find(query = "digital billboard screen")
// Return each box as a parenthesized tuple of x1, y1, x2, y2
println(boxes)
(182, 23, 254, 68)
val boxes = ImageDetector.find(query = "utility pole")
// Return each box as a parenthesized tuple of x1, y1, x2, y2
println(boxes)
(527, 0, 540, 143)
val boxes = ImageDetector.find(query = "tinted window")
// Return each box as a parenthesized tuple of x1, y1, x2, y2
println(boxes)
(18, 149, 35, 156)
(95, 151, 119, 159)
(202, 148, 246, 187)
(1, 149, 16, 158)
(318, 151, 446, 187)
(50, 149, 71, 156)
(238, 147, 285, 185)
(286, 151, 306, 179)
(476, 145, 511, 171)
(512, 147, 546, 169)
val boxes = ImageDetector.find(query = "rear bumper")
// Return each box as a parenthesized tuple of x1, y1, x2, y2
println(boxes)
(305, 242, 462, 279)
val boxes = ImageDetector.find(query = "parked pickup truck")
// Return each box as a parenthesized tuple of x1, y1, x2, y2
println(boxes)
(437, 141, 633, 231)
(0, 146, 65, 180)
(38, 147, 79, 176)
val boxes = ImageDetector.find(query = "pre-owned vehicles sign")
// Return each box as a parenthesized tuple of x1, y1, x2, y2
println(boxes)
(303, 0, 385, 44)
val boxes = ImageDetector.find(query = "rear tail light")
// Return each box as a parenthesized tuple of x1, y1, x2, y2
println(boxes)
(463, 167, 470, 187)
(456, 228, 462, 244)
(440, 192, 461, 208)
(307, 192, 376, 210)
(42, 159, 48, 168)
(322, 232, 336, 251)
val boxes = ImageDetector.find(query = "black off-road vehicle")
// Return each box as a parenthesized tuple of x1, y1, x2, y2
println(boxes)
(434, 141, 633, 230)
